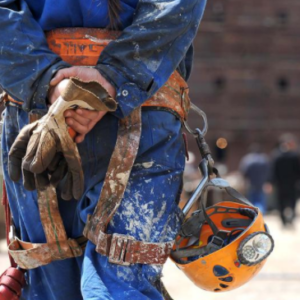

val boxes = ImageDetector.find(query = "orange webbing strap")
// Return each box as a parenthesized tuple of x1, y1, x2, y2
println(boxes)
(142, 71, 190, 121)
(8, 183, 84, 269)
(2, 95, 23, 107)
(46, 28, 121, 66)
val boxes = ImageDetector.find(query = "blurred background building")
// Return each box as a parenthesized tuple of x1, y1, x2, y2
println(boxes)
(188, 0, 300, 170)
(169, 3, 300, 299)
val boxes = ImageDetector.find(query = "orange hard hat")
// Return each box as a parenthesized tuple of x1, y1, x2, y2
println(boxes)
(171, 188, 274, 292)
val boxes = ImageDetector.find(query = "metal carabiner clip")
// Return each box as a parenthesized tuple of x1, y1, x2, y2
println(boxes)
(182, 103, 217, 216)
(184, 103, 214, 172)
(183, 103, 208, 138)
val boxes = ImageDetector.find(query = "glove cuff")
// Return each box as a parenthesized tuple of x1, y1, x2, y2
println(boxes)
(61, 78, 117, 112)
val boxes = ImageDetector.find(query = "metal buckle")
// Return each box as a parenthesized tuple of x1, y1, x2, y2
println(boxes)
(108, 233, 135, 266)
(207, 236, 224, 254)
(8, 225, 16, 243)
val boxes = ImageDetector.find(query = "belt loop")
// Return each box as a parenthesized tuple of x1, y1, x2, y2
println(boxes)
(108, 234, 135, 266)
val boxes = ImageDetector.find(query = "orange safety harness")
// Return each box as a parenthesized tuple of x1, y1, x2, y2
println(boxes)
(3, 28, 190, 270)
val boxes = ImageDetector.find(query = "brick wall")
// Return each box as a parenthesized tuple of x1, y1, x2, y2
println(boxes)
(188, 0, 300, 170)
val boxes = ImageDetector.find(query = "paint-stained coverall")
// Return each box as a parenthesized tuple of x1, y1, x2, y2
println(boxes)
(0, 0, 207, 299)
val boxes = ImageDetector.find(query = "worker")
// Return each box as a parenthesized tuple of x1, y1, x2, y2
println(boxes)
(0, 0, 207, 299)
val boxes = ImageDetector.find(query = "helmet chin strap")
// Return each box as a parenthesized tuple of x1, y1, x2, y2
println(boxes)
(171, 203, 257, 264)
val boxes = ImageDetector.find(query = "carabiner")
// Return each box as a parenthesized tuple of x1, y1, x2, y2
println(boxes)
(184, 103, 208, 137)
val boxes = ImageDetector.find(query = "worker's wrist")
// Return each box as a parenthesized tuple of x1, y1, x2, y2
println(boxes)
(95, 69, 116, 99)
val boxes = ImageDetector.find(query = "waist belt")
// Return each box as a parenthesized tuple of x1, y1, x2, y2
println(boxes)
(8, 28, 190, 269)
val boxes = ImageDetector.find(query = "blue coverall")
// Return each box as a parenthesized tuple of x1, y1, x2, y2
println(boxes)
(0, 0, 207, 299)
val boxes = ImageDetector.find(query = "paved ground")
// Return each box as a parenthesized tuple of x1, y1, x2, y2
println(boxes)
(0, 210, 299, 300)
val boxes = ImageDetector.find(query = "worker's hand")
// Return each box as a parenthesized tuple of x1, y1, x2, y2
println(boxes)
(64, 108, 107, 143)
(10, 78, 116, 200)
(47, 78, 69, 105)
(50, 66, 116, 100)
(48, 67, 116, 143)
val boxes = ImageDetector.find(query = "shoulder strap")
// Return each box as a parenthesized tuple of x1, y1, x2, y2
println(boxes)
(84, 107, 142, 248)
(2, 181, 17, 268)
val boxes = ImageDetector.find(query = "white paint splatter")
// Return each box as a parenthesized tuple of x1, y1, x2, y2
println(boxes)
(109, 180, 117, 193)
(142, 161, 154, 168)
(116, 172, 129, 186)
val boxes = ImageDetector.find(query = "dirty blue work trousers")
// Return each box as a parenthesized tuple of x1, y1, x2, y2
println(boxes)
(2, 105, 185, 300)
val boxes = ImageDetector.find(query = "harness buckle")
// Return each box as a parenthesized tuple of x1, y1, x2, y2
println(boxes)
(8, 225, 16, 243)
(108, 233, 135, 266)
(207, 236, 224, 254)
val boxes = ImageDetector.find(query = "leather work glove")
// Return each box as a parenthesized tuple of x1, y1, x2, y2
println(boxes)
(8, 78, 117, 200)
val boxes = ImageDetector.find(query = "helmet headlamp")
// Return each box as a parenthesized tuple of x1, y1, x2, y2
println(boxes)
(237, 231, 274, 266)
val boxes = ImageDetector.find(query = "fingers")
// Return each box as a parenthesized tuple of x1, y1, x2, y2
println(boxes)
(70, 169, 84, 200)
(64, 109, 93, 126)
(23, 131, 57, 174)
(35, 171, 51, 190)
(22, 169, 36, 191)
(47, 153, 64, 173)
(50, 159, 68, 187)
(75, 134, 85, 144)
(64, 109, 106, 138)
(50, 67, 95, 86)
(58, 131, 84, 200)
(61, 172, 73, 201)
(8, 122, 38, 182)
(77, 109, 107, 120)
(65, 118, 91, 137)
(65, 108, 106, 121)
(50, 67, 116, 99)
(60, 167, 83, 200)
(50, 67, 79, 86)
(8, 156, 23, 183)
(48, 79, 70, 105)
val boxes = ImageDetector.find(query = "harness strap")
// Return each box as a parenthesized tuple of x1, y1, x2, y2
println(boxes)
(142, 71, 190, 121)
(2, 181, 17, 268)
(171, 244, 208, 262)
(8, 183, 86, 269)
(83, 107, 174, 265)
(1, 183, 26, 300)
(225, 186, 253, 207)
(1, 93, 23, 107)
(85, 108, 142, 233)
(92, 231, 173, 265)
(83, 73, 189, 265)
